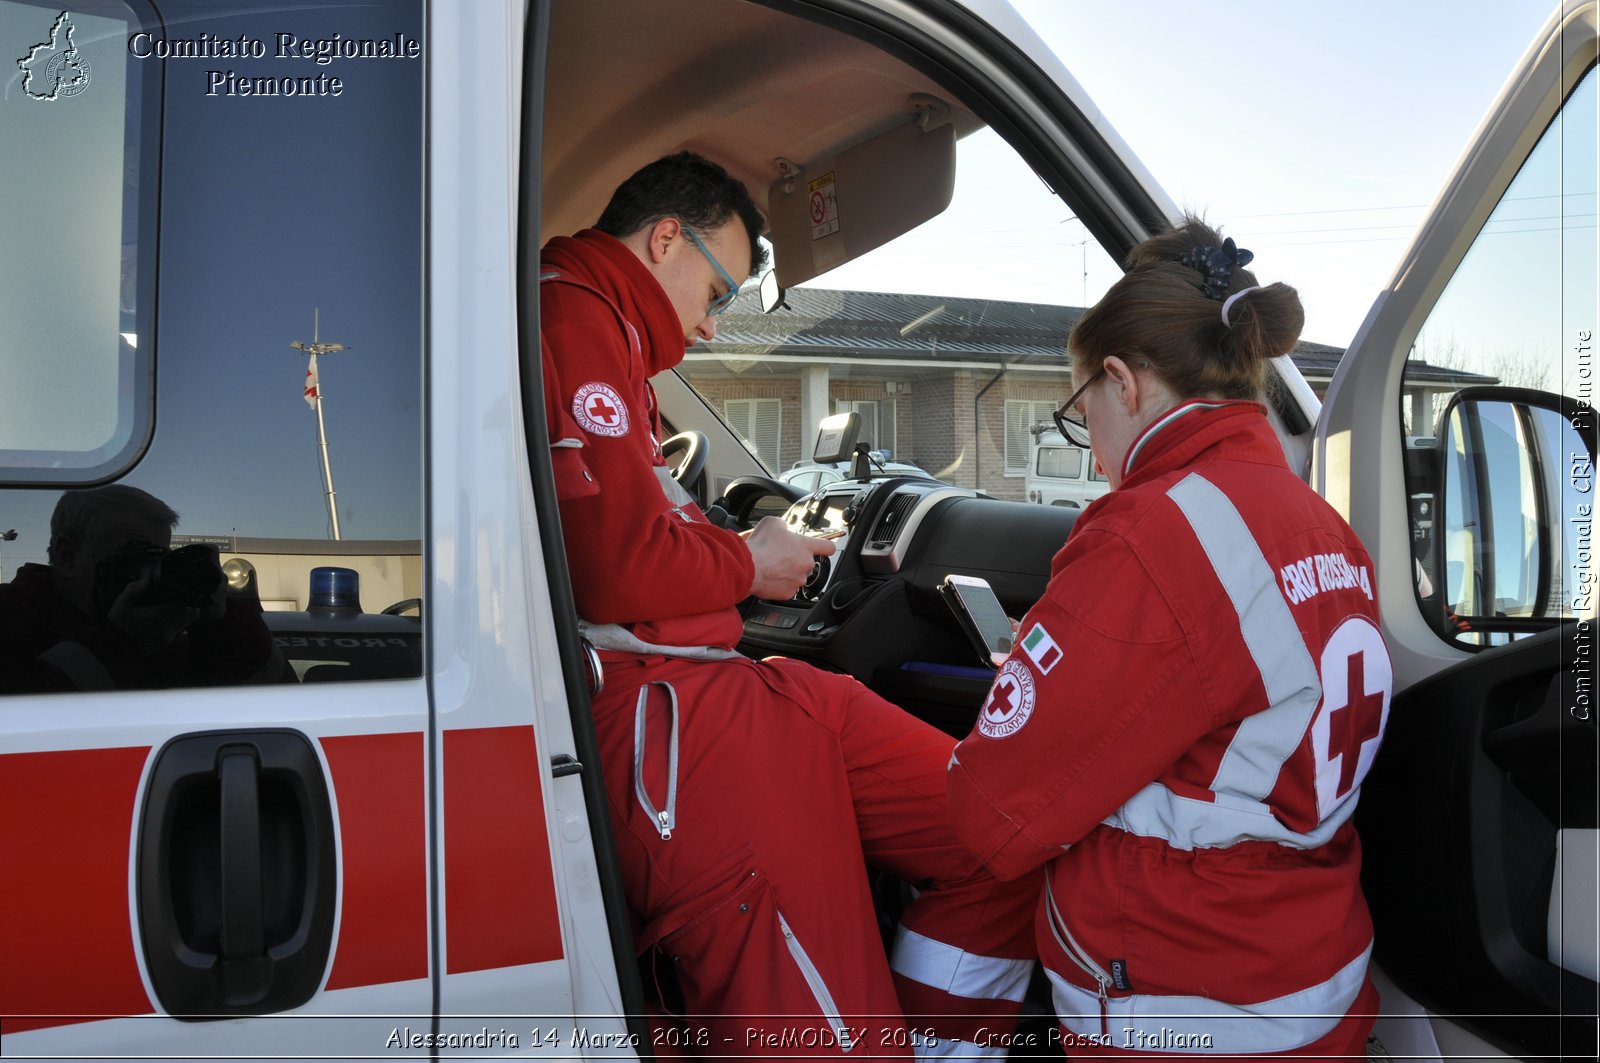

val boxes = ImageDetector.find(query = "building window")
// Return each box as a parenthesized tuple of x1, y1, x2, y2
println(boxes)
(834, 399, 896, 455)
(1004, 400, 1057, 475)
(725, 398, 782, 471)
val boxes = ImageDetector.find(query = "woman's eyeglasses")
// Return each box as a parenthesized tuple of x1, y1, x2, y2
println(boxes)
(1052, 368, 1103, 448)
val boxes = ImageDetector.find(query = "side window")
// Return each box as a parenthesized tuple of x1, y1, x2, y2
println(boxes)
(1036, 445, 1083, 480)
(0, 0, 425, 694)
(1403, 65, 1597, 644)
(1, 0, 158, 481)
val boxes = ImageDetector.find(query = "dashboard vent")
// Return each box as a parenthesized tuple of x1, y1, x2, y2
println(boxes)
(870, 492, 917, 548)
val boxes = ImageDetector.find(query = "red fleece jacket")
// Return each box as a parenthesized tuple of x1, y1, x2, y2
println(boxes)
(540, 229, 753, 648)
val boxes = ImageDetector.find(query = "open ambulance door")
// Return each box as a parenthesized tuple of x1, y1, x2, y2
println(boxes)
(1316, 2, 1598, 1058)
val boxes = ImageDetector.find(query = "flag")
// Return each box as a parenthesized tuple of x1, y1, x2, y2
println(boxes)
(1021, 623, 1062, 674)
(304, 355, 320, 409)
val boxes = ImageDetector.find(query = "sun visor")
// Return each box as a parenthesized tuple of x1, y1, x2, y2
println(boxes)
(767, 118, 956, 288)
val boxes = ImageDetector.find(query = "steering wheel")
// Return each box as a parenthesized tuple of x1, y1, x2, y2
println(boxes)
(660, 430, 708, 486)
(714, 475, 807, 528)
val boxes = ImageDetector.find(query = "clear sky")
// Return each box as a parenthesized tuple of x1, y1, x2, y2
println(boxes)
(1012, 0, 1566, 346)
(821, 0, 1567, 349)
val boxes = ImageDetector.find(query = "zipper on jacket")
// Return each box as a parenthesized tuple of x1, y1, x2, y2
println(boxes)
(1044, 868, 1111, 1040)
(776, 910, 855, 1052)
(632, 681, 679, 840)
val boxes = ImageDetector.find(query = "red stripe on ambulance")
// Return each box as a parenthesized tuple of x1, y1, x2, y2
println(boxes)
(323, 732, 429, 989)
(1, 747, 154, 1034)
(444, 726, 564, 972)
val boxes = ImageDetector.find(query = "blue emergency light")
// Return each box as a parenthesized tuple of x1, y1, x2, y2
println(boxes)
(308, 566, 362, 612)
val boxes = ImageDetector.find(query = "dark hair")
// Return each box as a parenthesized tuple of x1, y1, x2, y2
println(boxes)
(595, 152, 769, 279)
(48, 485, 179, 564)
(1068, 216, 1304, 400)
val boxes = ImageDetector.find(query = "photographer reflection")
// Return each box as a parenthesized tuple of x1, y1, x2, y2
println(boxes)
(0, 485, 291, 693)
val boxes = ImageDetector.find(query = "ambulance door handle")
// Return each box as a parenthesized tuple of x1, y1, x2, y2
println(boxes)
(138, 729, 336, 1019)
(550, 753, 583, 778)
(218, 747, 268, 1005)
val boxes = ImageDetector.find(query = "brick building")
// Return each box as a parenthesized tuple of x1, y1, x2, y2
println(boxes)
(688, 288, 1492, 500)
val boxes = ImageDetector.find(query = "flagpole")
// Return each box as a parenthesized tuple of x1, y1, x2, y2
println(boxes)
(291, 308, 349, 541)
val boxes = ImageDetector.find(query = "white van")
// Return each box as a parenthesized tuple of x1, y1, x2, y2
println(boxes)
(2, 1, 1593, 1060)
(1025, 427, 1110, 508)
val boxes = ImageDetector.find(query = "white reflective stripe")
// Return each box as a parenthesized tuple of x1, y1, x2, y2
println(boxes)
(1103, 780, 1357, 851)
(577, 620, 741, 661)
(1165, 473, 1322, 804)
(1048, 942, 1372, 1055)
(891, 926, 1034, 1003)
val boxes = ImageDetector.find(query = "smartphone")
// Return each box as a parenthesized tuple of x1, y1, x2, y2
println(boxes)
(939, 574, 1015, 669)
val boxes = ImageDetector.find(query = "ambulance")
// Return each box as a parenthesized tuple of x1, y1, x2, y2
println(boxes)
(1, 0, 1593, 1059)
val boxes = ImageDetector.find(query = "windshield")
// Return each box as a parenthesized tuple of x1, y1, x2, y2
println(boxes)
(679, 129, 1125, 502)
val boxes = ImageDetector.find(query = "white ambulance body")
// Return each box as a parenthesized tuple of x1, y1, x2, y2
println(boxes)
(1, 0, 1593, 1060)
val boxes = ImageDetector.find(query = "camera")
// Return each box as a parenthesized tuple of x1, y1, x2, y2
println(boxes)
(93, 543, 223, 614)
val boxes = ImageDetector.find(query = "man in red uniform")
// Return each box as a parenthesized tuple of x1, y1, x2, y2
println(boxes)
(541, 153, 1034, 1058)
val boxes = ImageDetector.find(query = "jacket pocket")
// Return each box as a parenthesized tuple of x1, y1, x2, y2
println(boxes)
(776, 908, 856, 1051)
(633, 681, 680, 840)
(658, 868, 859, 1055)
(1044, 867, 1111, 1038)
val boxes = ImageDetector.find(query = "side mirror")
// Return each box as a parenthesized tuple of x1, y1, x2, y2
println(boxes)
(1430, 386, 1595, 645)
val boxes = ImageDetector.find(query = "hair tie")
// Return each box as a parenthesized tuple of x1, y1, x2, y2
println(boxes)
(1221, 286, 1262, 327)
(1178, 237, 1254, 300)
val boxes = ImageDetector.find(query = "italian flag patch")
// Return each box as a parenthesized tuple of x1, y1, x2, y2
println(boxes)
(1021, 623, 1062, 675)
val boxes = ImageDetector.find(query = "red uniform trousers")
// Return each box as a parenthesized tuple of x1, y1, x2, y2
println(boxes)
(592, 652, 1037, 1058)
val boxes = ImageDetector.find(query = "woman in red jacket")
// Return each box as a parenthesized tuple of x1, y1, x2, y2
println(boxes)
(948, 219, 1391, 1060)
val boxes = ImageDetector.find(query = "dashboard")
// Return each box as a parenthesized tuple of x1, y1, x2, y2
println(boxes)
(738, 476, 1079, 735)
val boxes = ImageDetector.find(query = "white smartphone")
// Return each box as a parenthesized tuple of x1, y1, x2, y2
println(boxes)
(939, 574, 1014, 669)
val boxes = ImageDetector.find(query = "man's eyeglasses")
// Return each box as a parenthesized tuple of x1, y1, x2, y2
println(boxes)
(1052, 368, 1104, 449)
(680, 224, 740, 317)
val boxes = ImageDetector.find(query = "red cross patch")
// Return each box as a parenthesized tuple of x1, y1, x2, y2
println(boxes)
(1311, 615, 1392, 818)
(572, 382, 631, 438)
(978, 659, 1036, 739)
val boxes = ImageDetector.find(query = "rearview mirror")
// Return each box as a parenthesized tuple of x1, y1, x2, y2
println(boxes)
(1429, 386, 1595, 645)
(758, 269, 785, 314)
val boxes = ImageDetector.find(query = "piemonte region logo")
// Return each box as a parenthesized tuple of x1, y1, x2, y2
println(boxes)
(17, 11, 92, 101)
